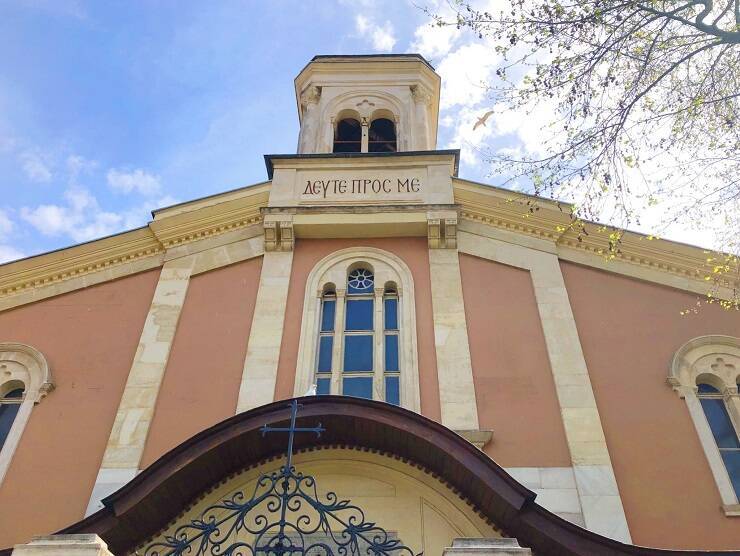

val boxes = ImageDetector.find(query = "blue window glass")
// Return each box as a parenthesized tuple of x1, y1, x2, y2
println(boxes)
(317, 336, 333, 373)
(345, 299, 374, 330)
(344, 336, 373, 371)
(320, 299, 336, 332)
(385, 334, 399, 371)
(700, 398, 740, 449)
(385, 376, 400, 406)
(316, 377, 331, 396)
(347, 268, 374, 294)
(721, 451, 740, 497)
(0, 389, 23, 450)
(343, 377, 373, 399)
(697, 383, 720, 394)
(384, 298, 398, 330)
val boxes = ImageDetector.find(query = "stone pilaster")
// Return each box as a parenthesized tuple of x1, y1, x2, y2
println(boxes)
(410, 84, 433, 150)
(298, 86, 321, 154)
(458, 226, 631, 542)
(236, 248, 294, 412)
(428, 245, 479, 432)
(86, 255, 195, 515)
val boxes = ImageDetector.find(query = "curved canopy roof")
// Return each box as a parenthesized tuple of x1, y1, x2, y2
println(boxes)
(22, 396, 739, 555)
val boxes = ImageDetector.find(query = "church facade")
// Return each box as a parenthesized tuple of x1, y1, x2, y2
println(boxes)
(0, 54, 738, 555)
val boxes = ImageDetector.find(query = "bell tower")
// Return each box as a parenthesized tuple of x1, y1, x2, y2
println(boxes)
(294, 55, 441, 154)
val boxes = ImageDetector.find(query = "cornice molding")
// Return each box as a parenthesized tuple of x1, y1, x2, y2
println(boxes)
(0, 185, 270, 305)
(454, 178, 739, 296)
(0, 228, 162, 298)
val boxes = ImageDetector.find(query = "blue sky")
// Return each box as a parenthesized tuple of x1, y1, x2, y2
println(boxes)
(0, 0, 710, 263)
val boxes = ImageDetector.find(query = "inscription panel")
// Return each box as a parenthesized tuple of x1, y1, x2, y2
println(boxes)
(296, 169, 425, 205)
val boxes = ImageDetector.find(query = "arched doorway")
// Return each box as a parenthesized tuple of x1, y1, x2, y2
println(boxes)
(50, 396, 688, 556)
(135, 447, 499, 555)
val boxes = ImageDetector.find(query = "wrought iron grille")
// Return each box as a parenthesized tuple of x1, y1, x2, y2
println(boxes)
(142, 400, 419, 556)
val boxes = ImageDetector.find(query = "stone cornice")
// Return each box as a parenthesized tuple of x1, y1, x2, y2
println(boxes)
(0, 227, 163, 298)
(149, 191, 266, 249)
(0, 184, 270, 304)
(453, 177, 739, 296)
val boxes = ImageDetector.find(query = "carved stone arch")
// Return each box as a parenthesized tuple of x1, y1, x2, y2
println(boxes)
(669, 335, 740, 395)
(293, 247, 419, 412)
(321, 91, 409, 152)
(668, 335, 740, 511)
(0, 342, 54, 485)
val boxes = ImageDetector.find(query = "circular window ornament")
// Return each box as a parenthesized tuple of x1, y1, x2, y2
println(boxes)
(348, 268, 374, 292)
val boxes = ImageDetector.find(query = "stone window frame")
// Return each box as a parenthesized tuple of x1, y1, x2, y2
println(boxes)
(294, 247, 420, 412)
(668, 335, 740, 516)
(0, 342, 54, 485)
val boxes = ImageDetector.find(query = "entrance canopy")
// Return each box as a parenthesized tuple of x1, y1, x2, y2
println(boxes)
(35, 397, 738, 555)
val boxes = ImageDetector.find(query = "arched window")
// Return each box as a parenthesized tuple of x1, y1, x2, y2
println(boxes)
(333, 118, 362, 153)
(0, 343, 53, 486)
(316, 287, 336, 396)
(0, 385, 24, 450)
(368, 118, 397, 153)
(295, 248, 420, 411)
(697, 381, 740, 498)
(383, 284, 400, 405)
(342, 267, 375, 400)
(669, 336, 740, 514)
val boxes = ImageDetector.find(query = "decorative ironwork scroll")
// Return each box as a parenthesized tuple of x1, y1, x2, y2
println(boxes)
(142, 399, 419, 556)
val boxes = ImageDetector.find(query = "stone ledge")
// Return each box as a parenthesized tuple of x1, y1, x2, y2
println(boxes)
(454, 429, 493, 450)
(443, 538, 532, 555)
(722, 503, 740, 517)
(13, 535, 113, 556)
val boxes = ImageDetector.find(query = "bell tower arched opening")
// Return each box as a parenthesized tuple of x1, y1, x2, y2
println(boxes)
(333, 117, 362, 153)
(369, 118, 396, 152)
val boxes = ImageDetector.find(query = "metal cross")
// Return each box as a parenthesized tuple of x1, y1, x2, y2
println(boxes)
(260, 398, 325, 471)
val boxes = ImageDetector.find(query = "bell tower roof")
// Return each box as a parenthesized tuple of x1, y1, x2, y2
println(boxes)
(293, 54, 441, 154)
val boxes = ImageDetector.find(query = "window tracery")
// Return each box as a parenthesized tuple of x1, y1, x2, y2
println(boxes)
(294, 248, 419, 412)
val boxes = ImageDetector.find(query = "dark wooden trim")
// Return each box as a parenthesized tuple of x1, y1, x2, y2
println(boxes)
(4, 397, 737, 555)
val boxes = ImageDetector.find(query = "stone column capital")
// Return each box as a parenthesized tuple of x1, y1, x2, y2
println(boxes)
(300, 85, 321, 108)
(410, 84, 433, 106)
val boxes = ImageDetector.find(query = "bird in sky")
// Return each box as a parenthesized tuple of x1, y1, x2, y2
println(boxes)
(473, 110, 494, 130)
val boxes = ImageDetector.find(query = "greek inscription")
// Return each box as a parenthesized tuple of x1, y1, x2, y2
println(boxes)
(301, 177, 422, 199)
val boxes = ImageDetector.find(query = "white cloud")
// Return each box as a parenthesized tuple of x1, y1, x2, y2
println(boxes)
(122, 195, 179, 229)
(19, 150, 52, 183)
(21, 188, 124, 242)
(411, 22, 460, 60)
(355, 15, 397, 52)
(67, 154, 97, 182)
(436, 43, 497, 110)
(107, 168, 161, 196)
(0, 209, 22, 263)
(0, 245, 25, 264)
(0, 210, 14, 236)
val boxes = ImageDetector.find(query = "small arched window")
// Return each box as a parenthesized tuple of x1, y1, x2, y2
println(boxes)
(697, 381, 740, 498)
(0, 385, 24, 450)
(333, 118, 362, 153)
(383, 284, 400, 405)
(316, 287, 336, 396)
(369, 118, 396, 153)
